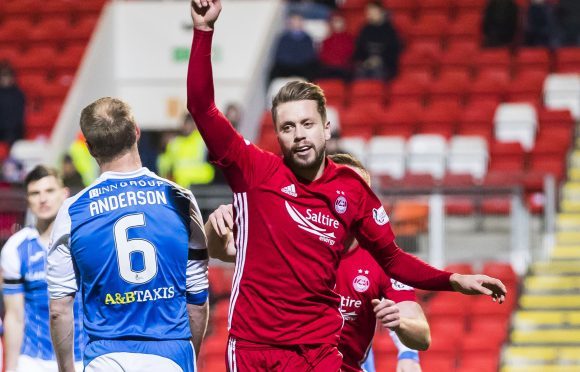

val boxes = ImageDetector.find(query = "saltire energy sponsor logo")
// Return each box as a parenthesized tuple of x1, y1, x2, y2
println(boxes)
(285, 201, 338, 245)
(104, 286, 175, 305)
(340, 295, 362, 321)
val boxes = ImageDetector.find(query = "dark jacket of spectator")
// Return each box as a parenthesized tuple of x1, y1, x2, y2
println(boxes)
(0, 62, 25, 145)
(270, 14, 318, 82)
(558, 0, 580, 45)
(525, 0, 556, 47)
(482, 0, 519, 47)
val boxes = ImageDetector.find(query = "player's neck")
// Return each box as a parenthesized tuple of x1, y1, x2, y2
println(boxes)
(36, 218, 54, 245)
(99, 150, 142, 174)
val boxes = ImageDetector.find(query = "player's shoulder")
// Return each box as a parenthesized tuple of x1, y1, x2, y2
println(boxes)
(2, 227, 37, 256)
(145, 171, 196, 200)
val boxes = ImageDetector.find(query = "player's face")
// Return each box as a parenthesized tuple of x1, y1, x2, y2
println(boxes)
(27, 176, 68, 222)
(275, 100, 331, 173)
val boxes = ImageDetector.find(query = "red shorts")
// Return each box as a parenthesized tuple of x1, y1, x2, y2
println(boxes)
(226, 336, 343, 372)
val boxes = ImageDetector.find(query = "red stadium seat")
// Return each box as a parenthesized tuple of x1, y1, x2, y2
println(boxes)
(506, 70, 546, 105)
(473, 49, 511, 73)
(555, 47, 580, 73)
(0, 142, 9, 162)
(399, 43, 441, 76)
(376, 102, 421, 136)
(388, 71, 431, 104)
(340, 0, 368, 11)
(28, 17, 72, 45)
(538, 108, 575, 132)
(459, 101, 498, 129)
(383, 0, 417, 18)
(429, 70, 470, 104)
(467, 71, 508, 104)
(408, 14, 448, 44)
(428, 292, 471, 318)
(2, 0, 38, 17)
(391, 13, 414, 43)
(446, 13, 482, 45)
(439, 45, 474, 72)
(514, 48, 551, 73)
(444, 262, 474, 275)
(455, 0, 487, 12)
(459, 355, 500, 372)
(420, 352, 457, 372)
(482, 261, 517, 286)
(316, 79, 346, 107)
(0, 19, 34, 45)
(350, 80, 386, 106)
(13, 46, 58, 74)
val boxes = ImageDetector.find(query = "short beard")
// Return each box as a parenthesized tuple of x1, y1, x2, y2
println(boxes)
(284, 143, 326, 172)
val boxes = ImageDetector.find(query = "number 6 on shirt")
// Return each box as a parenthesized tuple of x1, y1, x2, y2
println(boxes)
(113, 213, 158, 284)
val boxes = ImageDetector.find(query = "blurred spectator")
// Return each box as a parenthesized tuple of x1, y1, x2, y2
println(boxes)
(158, 113, 214, 188)
(353, 1, 402, 81)
(69, 133, 98, 186)
(482, 0, 519, 47)
(224, 103, 242, 130)
(61, 154, 85, 192)
(1, 157, 24, 183)
(524, 0, 557, 47)
(287, 0, 337, 20)
(558, 0, 580, 45)
(319, 14, 355, 80)
(0, 61, 25, 145)
(269, 13, 318, 82)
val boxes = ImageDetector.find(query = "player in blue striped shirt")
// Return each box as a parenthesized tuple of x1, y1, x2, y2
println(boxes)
(47, 97, 209, 372)
(1, 166, 85, 372)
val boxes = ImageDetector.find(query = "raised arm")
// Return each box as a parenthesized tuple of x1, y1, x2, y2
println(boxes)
(187, 0, 238, 161)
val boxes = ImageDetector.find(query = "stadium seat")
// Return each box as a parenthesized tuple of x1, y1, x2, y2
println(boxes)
(303, 19, 329, 45)
(408, 14, 448, 45)
(316, 79, 346, 107)
(340, 103, 381, 135)
(28, 17, 72, 45)
(367, 136, 406, 179)
(382, 0, 417, 17)
(506, 70, 546, 105)
(482, 261, 518, 287)
(406, 134, 447, 179)
(399, 43, 441, 77)
(459, 355, 498, 372)
(446, 13, 481, 45)
(444, 262, 474, 275)
(0, 19, 34, 45)
(54, 44, 87, 74)
(447, 136, 488, 179)
(514, 48, 551, 74)
(429, 70, 470, 103)
(339, 137, 367, 162)
(555, 48, 580, 73)
(455, 0, 487, 12)
(467, 71, 508, 104)
(375, 101, 422, 137)
(388, 71, 431, 104)
(473, 49, 511, 73)
(417, 101, 462, 138)
(350, 79, 386, 106)
(493, 103, 538, 150)
(543, 73, 580, 119)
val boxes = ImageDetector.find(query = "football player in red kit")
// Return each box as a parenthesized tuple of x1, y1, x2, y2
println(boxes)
(205, 154, 429, 372)
(188, 1, 506, 370)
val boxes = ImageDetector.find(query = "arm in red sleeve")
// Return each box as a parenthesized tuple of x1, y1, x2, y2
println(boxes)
(368, 240, 453, 291)
(186, 29, 237, 160)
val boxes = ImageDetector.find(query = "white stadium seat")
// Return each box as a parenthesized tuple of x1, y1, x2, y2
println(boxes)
(367, 136, 406, 179)
(406, 134, 447, 179)
(339, 137, 367, 164)
(326, 106, 341, 136)
(494, 103, 538, 150)
(267, 76, 306, 107)
(447, 135, 489, 180)
(303, 19, 330, 45)
(543, 73, 580, 119)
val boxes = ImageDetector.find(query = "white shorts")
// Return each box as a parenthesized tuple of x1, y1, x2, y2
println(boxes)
(17, 355, 83, 372)
(85, 352, 186, 372)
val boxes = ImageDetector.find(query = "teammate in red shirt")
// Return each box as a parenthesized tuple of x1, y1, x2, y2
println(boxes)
(189, 1, 506, 369)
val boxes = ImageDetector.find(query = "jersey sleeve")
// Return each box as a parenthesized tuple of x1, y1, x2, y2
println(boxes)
(1, 231, 25, 295)
(187, 29, 279, 192)
(184, 190, 209, 305)
(47, 200, 78, 299)
(353, 185, 453, 291)
(381, 274, 417, 303)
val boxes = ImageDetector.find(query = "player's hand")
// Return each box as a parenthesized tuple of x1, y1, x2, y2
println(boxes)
(449, 273, 507, 304)
(208, 204, 234, 238)
(191, 0, 222, 31)
(397, 359, 422, 372)
(372, 299, 400, 330)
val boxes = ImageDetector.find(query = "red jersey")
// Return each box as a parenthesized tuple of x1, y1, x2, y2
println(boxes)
(337, 245, 416, 372)
(187, 30, 452, 346)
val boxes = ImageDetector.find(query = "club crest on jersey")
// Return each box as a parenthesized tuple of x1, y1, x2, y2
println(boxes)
(373, 206, 389, 225)
(390, 278, 414, 291)
(353, 269, 370, 292)
(335, 195, 348, 214)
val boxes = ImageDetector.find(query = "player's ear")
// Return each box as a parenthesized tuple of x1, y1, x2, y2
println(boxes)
(62, 187, 71, 199)
(324, 120, 331, 141)
(134, 125, 141, 141)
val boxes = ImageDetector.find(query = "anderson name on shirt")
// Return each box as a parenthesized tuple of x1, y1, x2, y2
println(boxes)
(88, 179, 168, 216)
